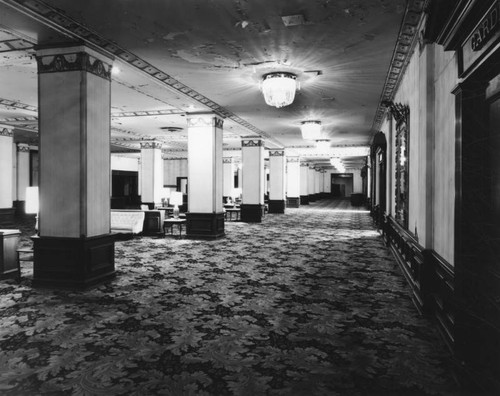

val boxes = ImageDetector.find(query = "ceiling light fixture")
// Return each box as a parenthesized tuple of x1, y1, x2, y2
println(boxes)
(301, 120, 322, 140)
(261, 72, 298, 108)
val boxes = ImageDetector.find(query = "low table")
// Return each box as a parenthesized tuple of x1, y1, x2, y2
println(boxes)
(163, 218, 187, 237)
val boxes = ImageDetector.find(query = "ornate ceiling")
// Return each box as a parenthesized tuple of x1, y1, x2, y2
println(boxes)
(0, 0, 421, 169)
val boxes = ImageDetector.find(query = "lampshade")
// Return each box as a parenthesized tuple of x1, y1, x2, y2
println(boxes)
(25, 186, 39, 214)
(170, 191, 183, 206)
(261, 72, 297, 108)
(301, 121, 322, 140)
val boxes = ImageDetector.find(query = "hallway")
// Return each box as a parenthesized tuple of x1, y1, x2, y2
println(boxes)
(0, 200, 459, 395)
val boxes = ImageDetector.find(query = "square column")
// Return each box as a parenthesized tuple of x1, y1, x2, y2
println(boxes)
(286, 157, 301, 208)
(0, 127, 14, 227)
(268, 149, 286, 213)
(223, 157, 235, 199)
(300, 162, 310, 205)
(16, 143, 30, 214)
(186, 113, 225, 239)
(308, 166, 316, 202)
(241, 137, 265, 222)
(140, 141, 163, 207)
(34, 44, 115, 289)
(315, 168, 321, 199)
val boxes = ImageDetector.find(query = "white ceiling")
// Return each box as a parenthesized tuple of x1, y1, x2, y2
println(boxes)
(0, 0, 407, 169)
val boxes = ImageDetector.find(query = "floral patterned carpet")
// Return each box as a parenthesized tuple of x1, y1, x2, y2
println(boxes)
(0, 199, 460, 395)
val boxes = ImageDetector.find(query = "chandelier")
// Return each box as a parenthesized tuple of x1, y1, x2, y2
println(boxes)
(261, 72, 297, 108)
(301, 120, 322, 140)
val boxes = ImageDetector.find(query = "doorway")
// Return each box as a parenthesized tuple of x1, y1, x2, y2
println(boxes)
(331, 173, 353, 198)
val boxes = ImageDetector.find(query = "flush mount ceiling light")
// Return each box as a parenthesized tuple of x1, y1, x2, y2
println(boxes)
(301, 120, 322, 140)
(330, 146, 370, 158)
(261, 72, 298, 108)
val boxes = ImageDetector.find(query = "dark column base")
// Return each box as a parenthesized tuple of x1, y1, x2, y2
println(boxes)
(268, 200, 285, 214)
(286, 197, 300, 208)
(186, 212, 225, 240)
(300, 195, 309, 205)
(32, 234, 115, 289)
(0, 229, 21, 280)
(240, 204, 263, 223)
(0, 208, 15, 228)
(308, 194, 317, 202)
(14, 200, 26, 216)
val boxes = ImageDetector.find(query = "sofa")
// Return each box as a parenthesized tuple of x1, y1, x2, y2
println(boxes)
(111, 210, 145, 234)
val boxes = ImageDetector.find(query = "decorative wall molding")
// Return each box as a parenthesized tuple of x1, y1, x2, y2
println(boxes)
(241, 139, 263, 147)
(371, 0, 427, 133)
(140, 141, 162, 150)
(36, 52, 112, 80)
(269, 150, 285, 157)
(0, 128, 14, 137)
(17, 143, 30, 152)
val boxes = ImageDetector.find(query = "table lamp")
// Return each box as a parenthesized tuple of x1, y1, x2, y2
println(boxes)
(170, 191, 183, 218)
(25, 186, 39, 233)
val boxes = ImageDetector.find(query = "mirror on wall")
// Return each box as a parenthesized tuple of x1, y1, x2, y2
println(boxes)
(391, 103, 410, 228)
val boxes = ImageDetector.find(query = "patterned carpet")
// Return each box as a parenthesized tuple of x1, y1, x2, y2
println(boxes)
(0, 199, 460, 395)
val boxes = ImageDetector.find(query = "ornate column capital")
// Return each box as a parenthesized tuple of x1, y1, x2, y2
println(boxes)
(140, 141, 162, 150)
(0, 127, 13, 137)
(17, 143, 30, 152)
(187, 112, 224, 129)
(35, 45, 113, 81)
(287, 156, 300, 163)
(269, 149, 285, 157)
(223, 157, 233, 164)
(242, 137, 263, 147)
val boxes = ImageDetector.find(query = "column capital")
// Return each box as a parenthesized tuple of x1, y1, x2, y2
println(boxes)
(287, 156, 300, 162)
(300, 162, 309, 167)
(0, 127, 13, 137)
(242, 137, 263, 147)
(35, 45, 113, 81)
(268, 149, 285, 157)
(17, 143, 30, 152)
(140, 141, 162, 150)
(187, 112, 224, 129)
(223, 157, 233, 163)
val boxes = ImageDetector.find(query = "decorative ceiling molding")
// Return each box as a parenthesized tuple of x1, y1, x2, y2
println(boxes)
(3, 0, 283, 147)
(0, 115, 38, 122)
(370, 0, 427, 134)
(0, 98, 37, 112)
(0, 38, 33, 52)
(111, 109, 185, 118)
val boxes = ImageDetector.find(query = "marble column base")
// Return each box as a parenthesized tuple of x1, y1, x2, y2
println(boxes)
(300, 195, 310, 205)
(240, 204, 263, 223)
(268, 200, 285, 214)
(186, 212, 225, 240)
(32, 234, 115, 289)
(0, 208, 15, 228)
(286, 197, 300, 208)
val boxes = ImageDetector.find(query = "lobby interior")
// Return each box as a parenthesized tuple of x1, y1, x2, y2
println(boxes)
(1, 0, 499, 394)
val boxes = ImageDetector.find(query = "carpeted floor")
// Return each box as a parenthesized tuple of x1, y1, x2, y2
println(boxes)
(0, 199, 460, 395)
